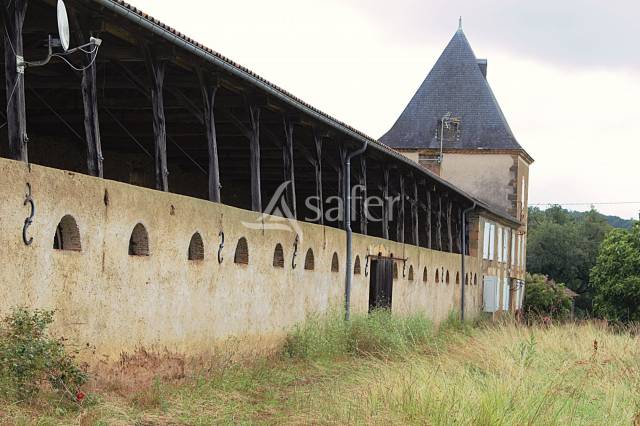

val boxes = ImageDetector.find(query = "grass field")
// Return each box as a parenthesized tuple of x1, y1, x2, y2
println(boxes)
(2, 311, 640, 425)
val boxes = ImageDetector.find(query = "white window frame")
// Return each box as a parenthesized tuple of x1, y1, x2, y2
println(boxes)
(483, 222, 491, 260)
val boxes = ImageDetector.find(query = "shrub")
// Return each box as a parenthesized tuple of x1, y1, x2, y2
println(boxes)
(0, 308, 88, 401)
(522, 273, 572, 320)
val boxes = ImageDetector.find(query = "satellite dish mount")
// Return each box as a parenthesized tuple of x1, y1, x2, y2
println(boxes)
(17, 0, 102, 72)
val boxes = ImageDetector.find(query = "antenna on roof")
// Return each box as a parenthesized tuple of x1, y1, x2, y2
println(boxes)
(16, 0, 102, 72)
(458, 16, 463, 31)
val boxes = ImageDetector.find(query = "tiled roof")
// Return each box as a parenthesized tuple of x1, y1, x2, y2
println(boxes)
(380, 29, 524, 152)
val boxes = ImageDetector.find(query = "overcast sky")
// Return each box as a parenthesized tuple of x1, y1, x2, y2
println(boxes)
(129, 0, 640, 220)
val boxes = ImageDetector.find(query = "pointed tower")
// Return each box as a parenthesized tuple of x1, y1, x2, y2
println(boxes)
(380, 26, 532, 223)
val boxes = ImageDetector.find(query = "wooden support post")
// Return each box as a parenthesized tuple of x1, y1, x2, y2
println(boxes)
(70, 9, 103, 177)
(382, 168, 390, 240)
(81, 55, 103, 177)
(283, 117, 296, 218)
(359, 156, 367, 235)
(312, 131, 324, 226)
(198, 71, 221, 203)
(447, 199, 453, 253)
(437, 194, 443, 251)
(143, 47, 169, 191)
(338, 146, 347, 229)
(426, 189, 432, 249)
(2, 0, 28, 162)
(248, 104, 262, 212)
(398, 174, 405, 244)
(411, 179, 419, 246)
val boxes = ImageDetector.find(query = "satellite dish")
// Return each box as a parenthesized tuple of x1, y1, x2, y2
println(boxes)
(57, 0, 70, 52)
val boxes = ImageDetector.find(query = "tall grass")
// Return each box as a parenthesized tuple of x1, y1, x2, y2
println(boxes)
(283, 309, 435, 359)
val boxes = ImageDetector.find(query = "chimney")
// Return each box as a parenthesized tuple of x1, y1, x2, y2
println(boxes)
(477, 59, 487, 78)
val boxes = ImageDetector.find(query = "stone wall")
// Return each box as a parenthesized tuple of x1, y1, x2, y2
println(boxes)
(0, 158, 482, 363)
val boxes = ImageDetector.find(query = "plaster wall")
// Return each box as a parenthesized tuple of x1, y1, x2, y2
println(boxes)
(0, 158, 482, 362)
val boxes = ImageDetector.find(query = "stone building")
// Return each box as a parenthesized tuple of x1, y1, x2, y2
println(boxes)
(380, 23, 533, 313)
(0, 1, 529, 362)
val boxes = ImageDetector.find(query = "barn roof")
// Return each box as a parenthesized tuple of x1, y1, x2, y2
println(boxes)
(380, 27, 529, 158)
(85, 0, 522, 226)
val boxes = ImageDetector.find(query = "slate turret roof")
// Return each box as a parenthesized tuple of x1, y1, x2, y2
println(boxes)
(380, 27, 528, 155)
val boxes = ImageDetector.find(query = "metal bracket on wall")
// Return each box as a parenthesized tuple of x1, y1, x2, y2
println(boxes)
(217, 230, 224, 264)
(364, 250, 370, 277)
(292, 234, 299, 269)
(22, 183, 35, 246)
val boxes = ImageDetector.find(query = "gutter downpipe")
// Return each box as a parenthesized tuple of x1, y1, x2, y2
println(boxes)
(344, 140, 369, 321)
(460, 201, 476, 322)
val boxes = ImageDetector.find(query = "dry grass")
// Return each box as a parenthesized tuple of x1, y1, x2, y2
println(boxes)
(1, 315, 639, 425)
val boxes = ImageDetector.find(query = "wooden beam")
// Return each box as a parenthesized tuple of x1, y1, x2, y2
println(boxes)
(143, 46, 169, 191)
(2, 0, 28, 162)
(198, 70, 221, 203)
(359, 156, 367, 235)
(426, 189, 432, 249)
(69, 6, 103, 177)
(81, 55, 103, 177)
(397, 174, 405, 244)
(312, 130, 324, 226)
(382, 168, 390, 240)
(338, 145, 347, 229)
(447, 199, 453, 253)
(411, 178, 419, 247)
(283, 116, 296, 218)
(437, 194, 443, 251)
(248, 103, 261, 212)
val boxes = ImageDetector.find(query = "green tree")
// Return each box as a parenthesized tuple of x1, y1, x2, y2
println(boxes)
(523, 273, 572, 320)
(527, 206, 611, 314)
(591, 223, 640, 321)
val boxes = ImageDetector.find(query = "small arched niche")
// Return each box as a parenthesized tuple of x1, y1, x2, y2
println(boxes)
(446, 270, 450, 285)
(422, 267, 428, 283)
(474, 274, 478, 286)
(456, 272, 460, 285)
(354, 255, 361, 275)
(188, 232, 204, 261)
(273, 243, 285, 268)
(129, 223, 149, 256)
(304, 248, 315, 270)
(435, 269, 440, 283)
(234, 237, 249, 264)
(393, 262, 398, 280)
(53, 215, 81, 251)
(331, 252, 339, 273)
(408, 265, 414, 281)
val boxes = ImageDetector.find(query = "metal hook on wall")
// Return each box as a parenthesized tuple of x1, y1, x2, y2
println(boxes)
(364, 249, 370, 277)
(22, 183, 35, 246)
(217, 230, 225, 264)
(292, 234, 299, 269)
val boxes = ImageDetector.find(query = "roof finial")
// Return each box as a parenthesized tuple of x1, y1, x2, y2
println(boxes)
(458, 16, 463, 31)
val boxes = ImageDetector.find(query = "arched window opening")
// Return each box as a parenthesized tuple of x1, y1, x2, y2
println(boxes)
(423, 267, 428, 283)
(331, 252, 339, 272)
(408, 265, 414, 281)
(435, 269, 440, 283)
(446, 270, 450, 285)
(129, 223, 149, 256)
(234, 237, 249, 264)
(273, 243, 285, 268)
(188, 232, 204, 261)
(304, 248, 315, 270)
(53, 215, 81, 251)
(455, 272, 460, 285)
(354, 255, 361, 275)
(393, 262, 398, 280)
